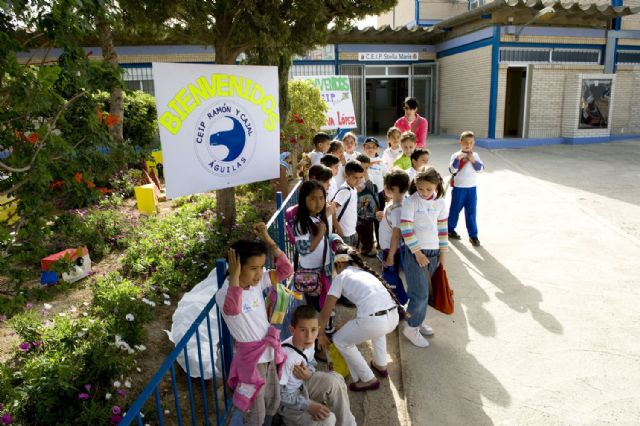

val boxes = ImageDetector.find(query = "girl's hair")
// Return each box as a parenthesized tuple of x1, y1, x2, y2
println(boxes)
(342, 132, 357, 145)
(228, 240, 268, 266)
(400, 131, 416, 144)
(409, 165, 445, 198)
(328, 140, 344, 154)
(334, 244, 408, 318)
(295, 180, 329, 236)
(308, 164, 333, 183)
(387, 126, 401, 138)
(410, 148, 430, 162)
(320, 154, 340, 168)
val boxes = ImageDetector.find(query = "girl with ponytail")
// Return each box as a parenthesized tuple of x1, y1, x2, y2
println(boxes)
(317, 244, 401, 392)
(400, 166, 448, 348)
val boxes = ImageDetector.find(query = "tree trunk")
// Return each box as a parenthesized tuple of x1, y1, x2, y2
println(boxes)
(278, 53, 292, 127)
(213, 40, 238, 228)
(98, 21, 124, 144)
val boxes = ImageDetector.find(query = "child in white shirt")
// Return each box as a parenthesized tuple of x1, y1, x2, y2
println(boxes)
(341, 132, 360, 162)
(406, 148, 430, 181)
(279, 305, 356, 426)
(381, 127, 402, 172)
(320, 154, 341, 201)
(332, 161, 364, 248)
(309, 132, 332, 166)
(327, 141, 346, 187)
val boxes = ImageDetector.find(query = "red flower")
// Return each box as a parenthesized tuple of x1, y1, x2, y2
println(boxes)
(289, 137, 297, 145)
(105, 115, 121, 128)
(299, 134, 305, 140)
(86, 180, 95, 189)
(49, 180, 64, 191)
(74, 173, 83, 183)
(96, 187, 113, 195)
(96, 106, 104, 122)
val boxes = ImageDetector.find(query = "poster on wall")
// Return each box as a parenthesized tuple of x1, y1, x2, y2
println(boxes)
(579, 78, 611, 129)
(153, 63, 279, 198)
(296, 75, 357, 129)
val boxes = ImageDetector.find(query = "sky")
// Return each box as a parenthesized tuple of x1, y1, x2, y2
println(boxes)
(356, 15, 379, 29)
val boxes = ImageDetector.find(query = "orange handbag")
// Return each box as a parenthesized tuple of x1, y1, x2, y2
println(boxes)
(429, 264, 454, 315)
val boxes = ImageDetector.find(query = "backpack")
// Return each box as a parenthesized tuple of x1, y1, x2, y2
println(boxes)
(331, 187, 352, 222)
(285, 205, 298, 246)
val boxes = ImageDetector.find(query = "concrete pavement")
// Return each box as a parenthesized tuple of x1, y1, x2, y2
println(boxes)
(397, 137, 640, 425)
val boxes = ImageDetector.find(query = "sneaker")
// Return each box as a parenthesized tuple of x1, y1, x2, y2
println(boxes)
(402, 325, 429, 348)
(470, 237, 481, 247)
(448, 230, 461, 240)
(419, 323, 434, 336)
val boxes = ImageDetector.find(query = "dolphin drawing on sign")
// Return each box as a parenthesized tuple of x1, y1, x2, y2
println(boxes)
(209, 116, 246, 161)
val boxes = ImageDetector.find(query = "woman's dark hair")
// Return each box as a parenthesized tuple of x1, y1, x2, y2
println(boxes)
(228, 240, 268, 266)
(404, 96, 419, 110)
(384, 169, 410, 194)
(410, 148, 430, 162)
(308, 164, 333, 183)
(408, 165, 445, 198)
(295, 180, 329, 236)
(320, 154, 340, 168)
(334, 243, 408, 318)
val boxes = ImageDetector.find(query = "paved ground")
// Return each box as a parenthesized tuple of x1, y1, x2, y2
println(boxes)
(394, 137, 640, 425)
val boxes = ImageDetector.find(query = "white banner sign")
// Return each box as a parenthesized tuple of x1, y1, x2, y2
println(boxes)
(153, 63, 279, 198)
(358, 52, 419, 61)
(296, 75, 357, 129)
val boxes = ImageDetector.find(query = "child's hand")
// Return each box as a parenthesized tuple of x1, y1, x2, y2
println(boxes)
(415, 251, 429, 268)
(308, 401, 331, 421)
(438, 252, 446, 270)
(467, 151, 476, 163)
(316, 221, 327, 236)
(317, 333, 330, 352)
(457, 152, 466, 161)
(326, 202, 336, 217)
(227, 248, 241, 287)
(253, 222, 269, 239)
(292, 362, 312, 380)
(384, 253, 394, 267)
(376, 211, 384, 221)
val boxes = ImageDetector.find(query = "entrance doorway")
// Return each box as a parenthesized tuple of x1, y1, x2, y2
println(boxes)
(503, 67, 527, 138)
(365, 78, 408, 135)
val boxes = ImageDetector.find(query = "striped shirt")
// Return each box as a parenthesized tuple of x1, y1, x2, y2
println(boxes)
(400, 192, 448, 253)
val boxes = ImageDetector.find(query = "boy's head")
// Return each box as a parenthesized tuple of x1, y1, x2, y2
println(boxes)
(319, 154, 340, 177)
(344, 160, 365, 189)
(387, 127, 401, 149)
(328, 140, 344, 158)
(459, 130, 475, 152)
(312, 132, 332, 153)
(289, 305, 320, 349)
(399, 131, 417, 157)
(410, 148, 430, 171)
(363, 137, 379, 158)
(228, 240, 268, 287)
(342, 132, 357, 154)
(383, 169, 410, 200)
(355, 154, 370, 171)
(308, 164, 333, 192)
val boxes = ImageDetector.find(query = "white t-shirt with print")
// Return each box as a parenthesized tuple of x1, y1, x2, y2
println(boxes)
(332, 183, 358, 237)
(295, 216, 333, 269)
(344, 152, 360, 162)
(215, 272, 274, 363)
(328, 266, 395, 317)
(378, 202, 402, 251)
(367, 157, 387, 193)
(400, 192, 448, 251)
(279, 336, 315, 388)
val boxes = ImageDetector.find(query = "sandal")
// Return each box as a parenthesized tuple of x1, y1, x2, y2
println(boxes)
(369, 361, 389, 378)
(348, 380, 380, 392)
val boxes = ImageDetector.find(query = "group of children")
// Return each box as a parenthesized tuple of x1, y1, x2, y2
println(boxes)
(217, 125, 485, 425)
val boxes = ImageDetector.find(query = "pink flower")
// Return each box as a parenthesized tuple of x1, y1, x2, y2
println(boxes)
(84, 384, 92, 392)
(116, 389, 126, 397)
(78, 393, 91, 401)
(31, 341, 42, 348)
(112, 406, 121, 415)
(1, 412, 12, 425)
(0, 315, 6, 322)
(18, 342, 31, 352)
(110, 414, 122, 424)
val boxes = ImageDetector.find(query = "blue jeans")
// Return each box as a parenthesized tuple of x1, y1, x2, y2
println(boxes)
(449, 186, 478, 238)
(402, 246, 439, 328)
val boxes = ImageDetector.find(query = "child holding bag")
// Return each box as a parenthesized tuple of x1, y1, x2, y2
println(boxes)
(400, 166, 448, 348)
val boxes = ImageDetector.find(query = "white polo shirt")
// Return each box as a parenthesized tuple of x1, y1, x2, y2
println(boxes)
(332, 183, 358, 237)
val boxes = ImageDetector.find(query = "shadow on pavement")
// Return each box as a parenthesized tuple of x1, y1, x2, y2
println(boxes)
(454, 241, 564, 335)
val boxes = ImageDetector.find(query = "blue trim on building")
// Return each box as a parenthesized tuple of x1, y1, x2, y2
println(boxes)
(612, 0, 623, 31)
(334, 44, 340, 74)
(616, 44, 640, 50)
(436, 38, 492, 58)
(415, 0, 420, 26)
(477, 134, 640, 149)
(435, 27, 494, 52)
(417, 19, 443, 27)
(488, 26, 500, 140)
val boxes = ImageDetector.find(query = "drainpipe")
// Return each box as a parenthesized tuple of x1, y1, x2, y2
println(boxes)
(612, 0, 622, 31)
(415, 0, 420, 27)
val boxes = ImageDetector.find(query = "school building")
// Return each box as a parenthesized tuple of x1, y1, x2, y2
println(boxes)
(17, 0, 640, 147)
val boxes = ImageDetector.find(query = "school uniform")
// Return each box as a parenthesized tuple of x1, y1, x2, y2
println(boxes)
(448, 151, 484, 239)
(278, 337, 356, 426)
(332, 183, 358, 247)
(329, 266, 399, 383)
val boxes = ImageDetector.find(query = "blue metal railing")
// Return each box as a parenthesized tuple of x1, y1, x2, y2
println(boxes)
(121, 180, 302, 426)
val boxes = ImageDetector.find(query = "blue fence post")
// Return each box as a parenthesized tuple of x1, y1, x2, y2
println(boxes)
(276, 192, 285, 251)
(216, 259, 233, 378)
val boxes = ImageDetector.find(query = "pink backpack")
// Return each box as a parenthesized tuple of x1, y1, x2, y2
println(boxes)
(285, 205, 298, 245)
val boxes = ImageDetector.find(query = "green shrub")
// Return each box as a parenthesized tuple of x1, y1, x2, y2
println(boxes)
(281, 79, 328, 157)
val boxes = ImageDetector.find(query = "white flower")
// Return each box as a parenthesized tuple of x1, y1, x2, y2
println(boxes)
(82, 312, 89, 317)
(136, 367, 142, 373)
(164, 409, 170, 415)
(68, 306, 77, 313)
(43, 303, 52, 310)
(127, 348, 135, 354)
(105, 393, 112, 400)
(163, 300, 171, 306)
(124, 379, 132, 388)
(141, 298, 156, 307)
(162, 293, 170, 299)
(113, 381, 121, 388)
(58, 312, 67, 317)
(125, 313, 135, 321)
(83, 302, 89, 307)
(77, 331, 86, 337)
(134, 344, 147, 352)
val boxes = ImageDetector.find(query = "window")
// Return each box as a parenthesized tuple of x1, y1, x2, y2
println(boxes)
(617, 50, 640, 64)
(469, 0, 486, 10)
(500, 47, 601, 65)
(288, 64, 334, 79)
(500, 48, 550, 63)
(551, 49, 600, 64)
(122, 67, 155, 95)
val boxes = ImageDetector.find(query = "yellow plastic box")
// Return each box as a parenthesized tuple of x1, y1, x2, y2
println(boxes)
(134, 184, 158, 215)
